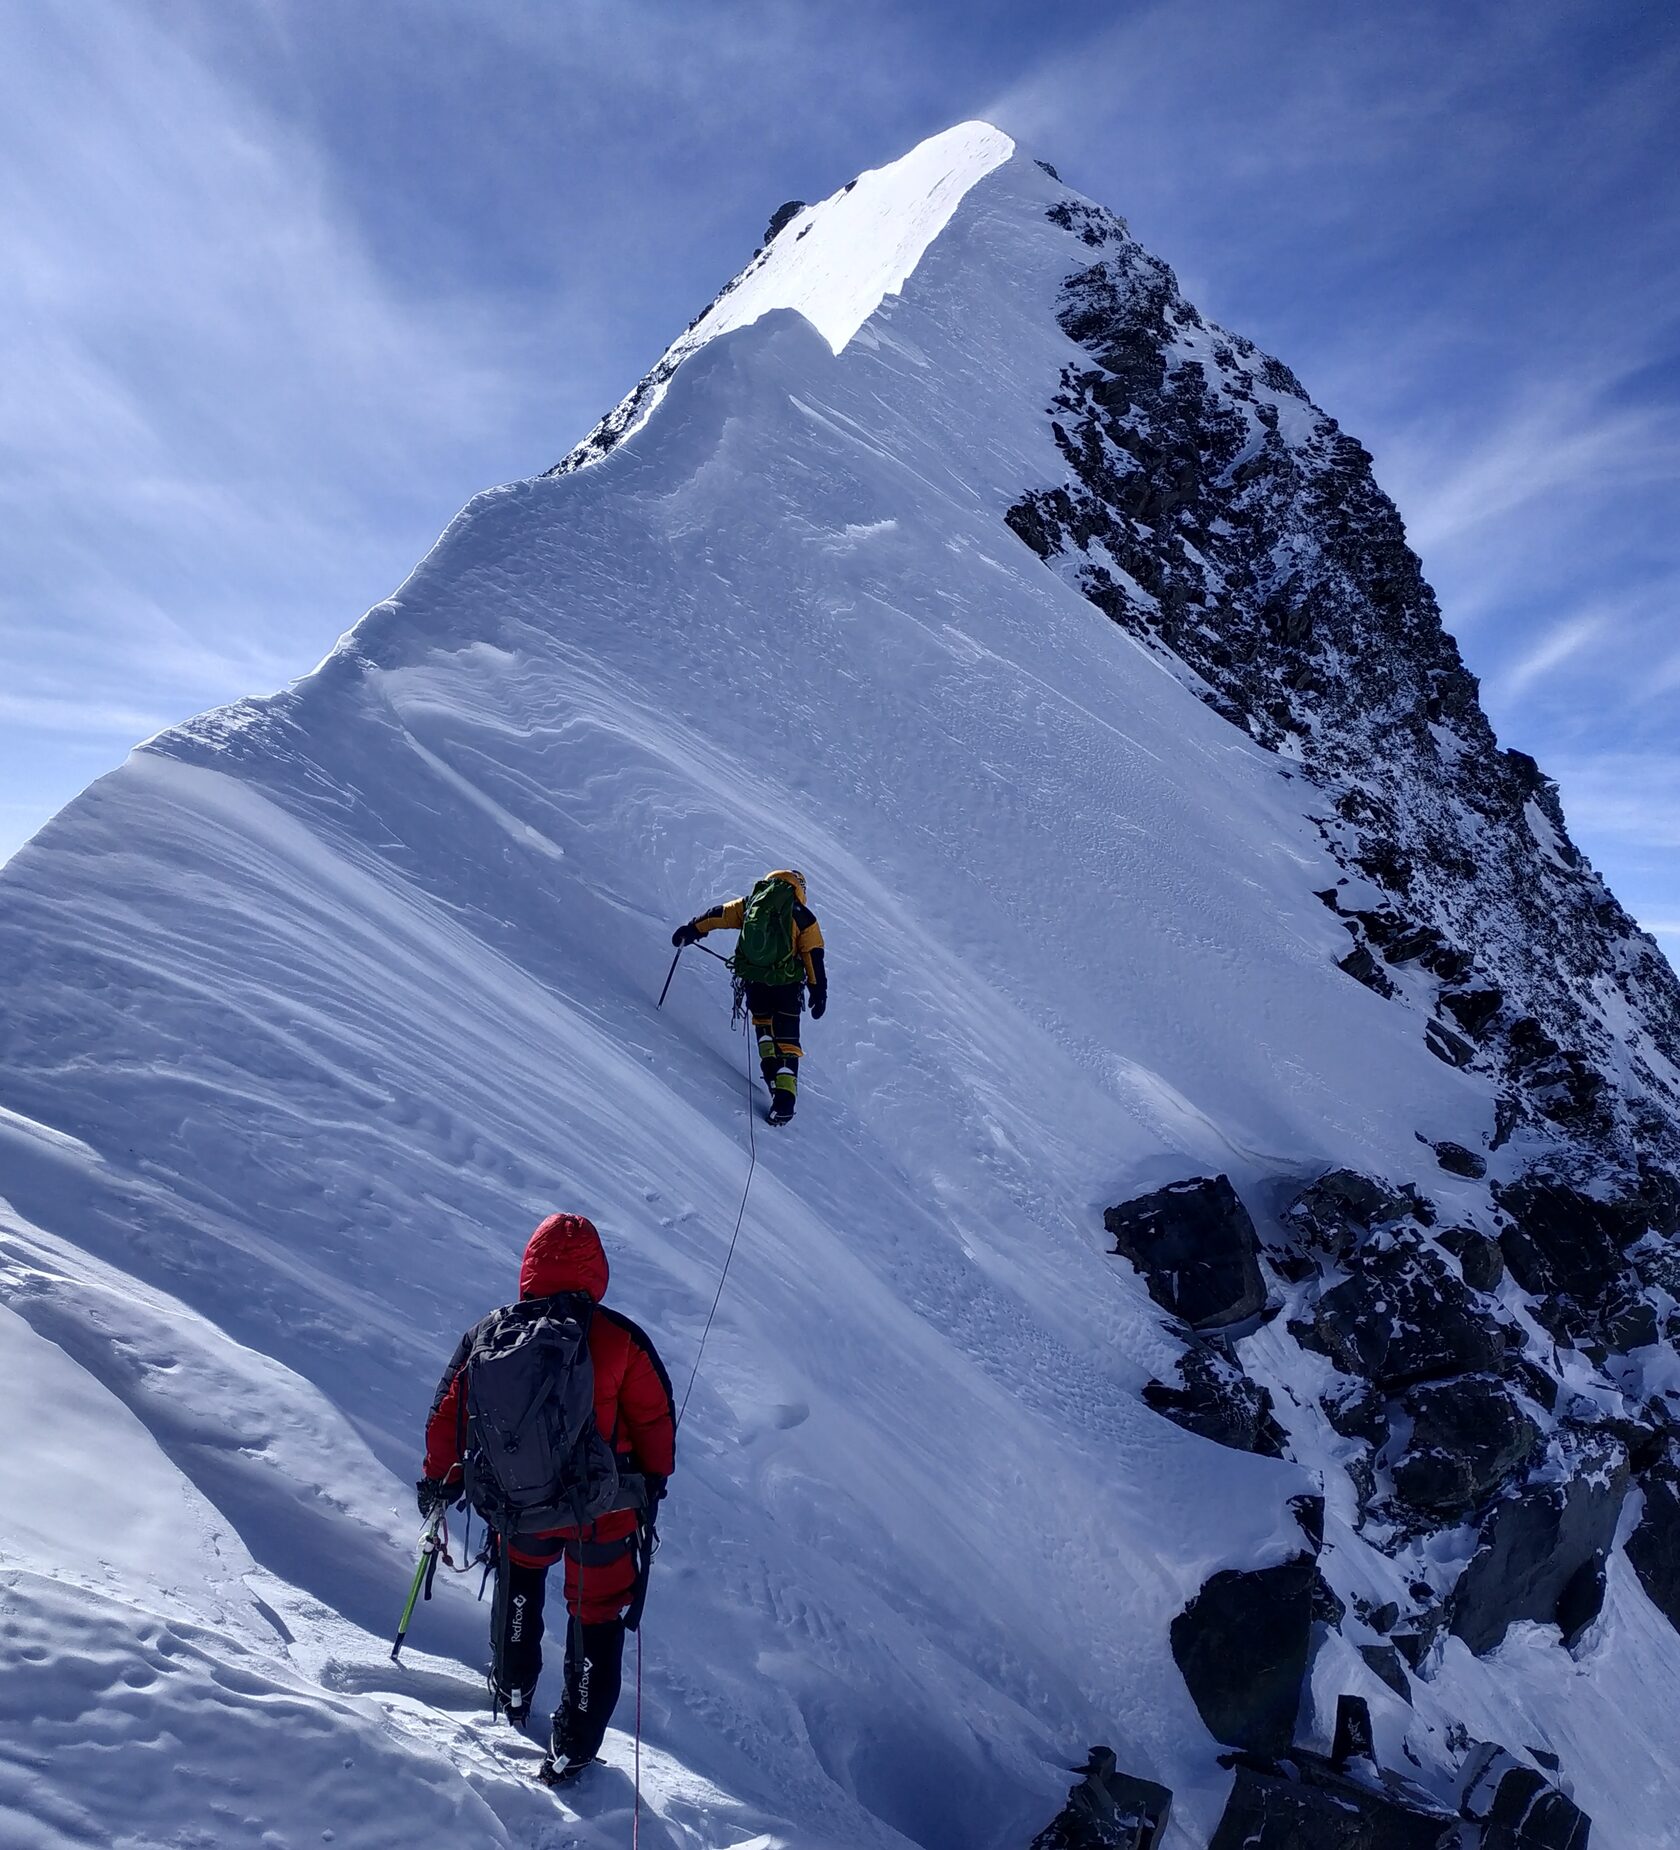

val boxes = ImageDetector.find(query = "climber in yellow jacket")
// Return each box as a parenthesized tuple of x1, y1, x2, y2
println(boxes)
(673, 869, 826, 1124)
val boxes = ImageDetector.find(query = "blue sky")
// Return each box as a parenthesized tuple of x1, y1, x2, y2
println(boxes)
(3, 0, 1677, 962)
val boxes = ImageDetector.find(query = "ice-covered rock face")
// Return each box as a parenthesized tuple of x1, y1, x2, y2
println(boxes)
(1003, 197, 1680, 1176)
(3, 123, 1680, 1850)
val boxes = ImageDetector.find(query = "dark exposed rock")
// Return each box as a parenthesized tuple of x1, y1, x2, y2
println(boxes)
(1458, 1743, 1592, 1849)
(1359, 1598, 1399, 1635)
(1599, 1287, 1659, 1352)
(1209, 1758, 1457, 1849)
(1525, 1050, 1611, 1135)
(1375, 920, 1452, 970)
(1630, 1234, 1680, 1297)
(1291, 1493, 1326, 1553)
(1391, 1589, 1451, 1670)
(1269, 1244, 1320, 1285)
(1450, 1435, 1629, 1654)
(1507, 1017, 1561, 1067)
(1291, 1171, 1416, 1246)
(1625, 1465, 1680, 1635)
(1104, 1175, 1266, 1329)
(1391, 1376, 1540, 1517)
(1431, 1140, 1486, 1179)
(1437, 1224, 1504, 1292)
(1627, 1160, 1680, 1238)
(1281, 1169, 1434, 1282)
(1554, 1554, 1607, 1649)
(1322, 1376, 1388, 1447)
(1006, 493, 1063, 559)
(1495, 1179, 1630, 1307)
(1601, 1406, 1670, 1475)
(1441, 985, 1504, 1038)
(1391, 1630, 1429, 1671)
(1424, 1019, 1475, 1068)
(1170, 1558, 1316, 1756)
(1142, 1342, 1286, 1456)
(1331, 1695, 1375, 1769)
(1030, 1746, 1170, 1850)
(1340, 942, 1398, 997)
(1313, 1575, 1348, 1628)
(1358, 1643, 1412, 1701)
(1308, 1237, 1507, 1391)
(762, 200, 805, 243)
(1502, 1355, 1559, 1413)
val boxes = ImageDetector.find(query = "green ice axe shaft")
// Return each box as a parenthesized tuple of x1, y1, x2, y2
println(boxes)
(391, 1509, 444, 1662)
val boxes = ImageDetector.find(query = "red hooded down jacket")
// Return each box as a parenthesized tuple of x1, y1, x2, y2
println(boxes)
(424, 1214, 675, 1610)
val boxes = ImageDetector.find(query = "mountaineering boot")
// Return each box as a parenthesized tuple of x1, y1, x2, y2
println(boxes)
(537, 1742, 599, 1786)
(538, 1710, 599, 1786)
(768, 1090, 795, 1126)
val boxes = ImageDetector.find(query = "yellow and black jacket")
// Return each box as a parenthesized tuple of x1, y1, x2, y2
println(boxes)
(692, 869, 826, 996)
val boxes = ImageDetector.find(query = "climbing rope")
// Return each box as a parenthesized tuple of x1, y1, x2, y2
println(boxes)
(675, 1008, 759, 1430)
(642, 950, 761, 1844)
(632, 1628, 644, 1848)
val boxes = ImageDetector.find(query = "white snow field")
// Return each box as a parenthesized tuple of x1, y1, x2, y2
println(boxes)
(3, 124, 1677, 1848)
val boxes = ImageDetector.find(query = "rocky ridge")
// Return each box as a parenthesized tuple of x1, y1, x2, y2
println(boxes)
(1003, 197, 1680, 1189)
(1011, 189, 1680, 1846)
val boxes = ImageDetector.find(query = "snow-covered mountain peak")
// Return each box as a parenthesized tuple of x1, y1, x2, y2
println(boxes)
(557, 119, 1016, 470)
(5, 122, 1680, 1850)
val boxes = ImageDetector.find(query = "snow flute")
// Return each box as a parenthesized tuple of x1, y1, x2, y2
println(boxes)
(390, 1509, 445, 1661)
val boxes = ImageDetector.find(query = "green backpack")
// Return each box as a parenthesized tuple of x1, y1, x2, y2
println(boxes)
(730, 877, 802, 986)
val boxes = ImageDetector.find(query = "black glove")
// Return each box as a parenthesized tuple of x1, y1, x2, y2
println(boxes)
(671, 921, 701, 948)
(416, 1476, 458, 1519)
(808, 987, 827, 1020)
(643, 1473, 668, 1510)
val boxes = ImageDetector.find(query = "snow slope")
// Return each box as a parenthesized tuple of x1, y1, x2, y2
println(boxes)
(3, 126, 1678, 1848)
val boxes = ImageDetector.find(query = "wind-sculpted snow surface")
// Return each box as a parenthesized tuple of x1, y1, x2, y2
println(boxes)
(3, 131, 1679, 1848)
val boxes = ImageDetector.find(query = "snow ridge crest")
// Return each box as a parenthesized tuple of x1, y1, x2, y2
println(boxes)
(553, 121, 1015, 474)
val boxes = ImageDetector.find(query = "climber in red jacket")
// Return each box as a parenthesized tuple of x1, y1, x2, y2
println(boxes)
(419, 1212, 675, 1778)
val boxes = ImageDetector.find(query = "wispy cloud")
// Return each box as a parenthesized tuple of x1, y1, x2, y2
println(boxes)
(0, 1, 582, 857)
(1490, 610, 1609, 707)
(1552, 754, 1680, 854)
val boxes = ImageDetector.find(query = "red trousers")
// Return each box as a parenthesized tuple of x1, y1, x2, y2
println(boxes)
(508, 1506, 640, 1624)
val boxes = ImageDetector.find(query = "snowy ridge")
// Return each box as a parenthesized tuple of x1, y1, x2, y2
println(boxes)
(2, 128, 1679, 1850)
(554, 120, 1014, 473)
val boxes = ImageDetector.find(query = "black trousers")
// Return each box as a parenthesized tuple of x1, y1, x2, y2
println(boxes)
(491, 1552, 625, 1756)
(746, 979, 804, 1100)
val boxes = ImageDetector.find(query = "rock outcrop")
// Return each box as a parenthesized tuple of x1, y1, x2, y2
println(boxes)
(1104, 1175, 1266, 1329)
(1209, 1757, 1459, 1849)
(1458, 1744, 1592, 1850)
(1029, 1748, 1170, 1850)
(1450, 1434, 1629, 1654)
(1169, 1558, 1319, 1757)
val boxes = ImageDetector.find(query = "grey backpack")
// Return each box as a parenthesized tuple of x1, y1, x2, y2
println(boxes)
(461, 1293, 622, 1536)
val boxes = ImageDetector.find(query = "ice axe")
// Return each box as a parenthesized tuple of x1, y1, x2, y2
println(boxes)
(657, 938, 729, 1008)
(390, 1508, 445, 1662)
